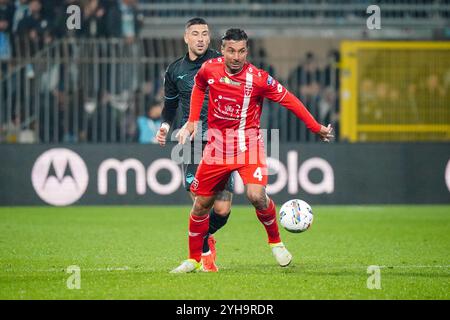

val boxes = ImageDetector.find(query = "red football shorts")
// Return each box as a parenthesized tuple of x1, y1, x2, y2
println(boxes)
(190, 146, 267, 196)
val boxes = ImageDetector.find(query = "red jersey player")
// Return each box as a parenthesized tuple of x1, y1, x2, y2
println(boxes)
(171, 28, 333, 273)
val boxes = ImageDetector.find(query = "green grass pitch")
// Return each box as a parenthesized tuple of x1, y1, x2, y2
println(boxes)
(0, 205, 449, 299)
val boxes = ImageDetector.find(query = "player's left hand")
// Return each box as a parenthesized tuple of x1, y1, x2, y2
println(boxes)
(318, 124, 334, 142)
(176, 121, 197, 144)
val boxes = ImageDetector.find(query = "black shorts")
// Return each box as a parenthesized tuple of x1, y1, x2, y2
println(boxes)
(181, 142, 234, 193)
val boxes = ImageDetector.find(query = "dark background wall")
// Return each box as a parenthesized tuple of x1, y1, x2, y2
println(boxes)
(0, 143, 449, 206)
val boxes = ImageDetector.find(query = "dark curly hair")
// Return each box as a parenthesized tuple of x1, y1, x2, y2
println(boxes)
(221, 28, 248, 47)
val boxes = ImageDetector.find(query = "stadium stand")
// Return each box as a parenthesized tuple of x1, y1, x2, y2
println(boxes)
(0, 0, 448, 143)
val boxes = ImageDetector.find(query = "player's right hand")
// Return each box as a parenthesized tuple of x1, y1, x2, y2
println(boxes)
(318, 124, 334, 142)
(156, 126, 168, 146)
(176, 121, 196, 145)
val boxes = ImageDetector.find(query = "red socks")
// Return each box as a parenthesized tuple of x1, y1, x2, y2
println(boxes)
(256, 198, 281, 244)
(188, 199, 280, 262)
(188, 214, 210, 262)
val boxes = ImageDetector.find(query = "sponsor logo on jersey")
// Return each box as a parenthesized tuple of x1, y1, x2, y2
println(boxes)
(207, 79, 214, 84)
(218, 95, 237, 102)
(219, 77, 241, 86)
(177, 74, 189, 80)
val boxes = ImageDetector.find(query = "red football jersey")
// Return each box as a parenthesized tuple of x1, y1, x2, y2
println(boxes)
(189, 58, 321, 157)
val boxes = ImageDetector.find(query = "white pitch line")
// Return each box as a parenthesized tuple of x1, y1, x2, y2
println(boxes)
(2, 267, 136, 273)
(292, 265, 450, 270)
(2, 265, 449, 273)
(377, 265, 450, 269)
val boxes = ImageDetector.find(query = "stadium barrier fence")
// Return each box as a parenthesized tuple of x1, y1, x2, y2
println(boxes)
(0, 37, 339, 144)
(340, 41, 450, 142)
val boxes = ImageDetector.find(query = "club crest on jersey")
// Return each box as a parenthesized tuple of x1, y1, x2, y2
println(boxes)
(267, 75, 273, 85)
(244, 85, 253, 97)
(220, 77, 241, 86)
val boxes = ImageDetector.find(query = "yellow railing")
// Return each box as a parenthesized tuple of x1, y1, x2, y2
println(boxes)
(340, 41, 450, 142)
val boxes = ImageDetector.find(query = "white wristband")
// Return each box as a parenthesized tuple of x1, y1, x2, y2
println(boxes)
(161, 122, 170, 132)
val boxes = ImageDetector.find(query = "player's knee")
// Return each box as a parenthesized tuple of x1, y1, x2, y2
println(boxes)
(191, 204, 209, 217)
(213, 201, 231, 216)
(213, 191, 232, 216)
(191, 197, 213, 216)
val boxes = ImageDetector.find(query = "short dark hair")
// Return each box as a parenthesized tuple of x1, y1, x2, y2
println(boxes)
(221, 28, 248, 46)
(185, 17, 208, 29)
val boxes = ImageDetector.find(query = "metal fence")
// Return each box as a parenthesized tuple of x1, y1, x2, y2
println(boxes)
(340, 41, 450, 142)
(0, 37, 339, 144)
(137, 0, 450, 38)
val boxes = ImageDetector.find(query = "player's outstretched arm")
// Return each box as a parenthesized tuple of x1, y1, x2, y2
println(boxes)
(282, 92, 334, 142)
(263, 75, 334, 142)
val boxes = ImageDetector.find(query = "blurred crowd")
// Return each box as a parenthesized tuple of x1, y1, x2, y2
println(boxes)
(0, 0, 143, 60)
(360, 72, 449, 124)
(1, 0, 446, 145)
(0, 0, 342, 144)
(254, 48, 340, 142)
(0, 0, 162, 144)
(286, 50, 340, 140)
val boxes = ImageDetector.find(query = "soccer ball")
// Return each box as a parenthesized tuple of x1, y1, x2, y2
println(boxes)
(279, 199, 314, 233)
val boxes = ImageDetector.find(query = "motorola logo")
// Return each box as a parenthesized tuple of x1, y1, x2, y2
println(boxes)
(31, 148, 89, 206)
